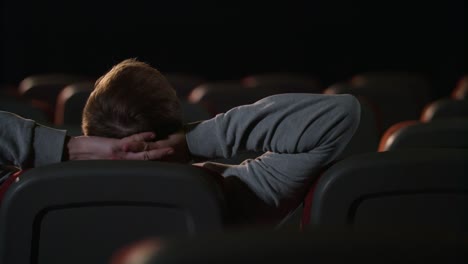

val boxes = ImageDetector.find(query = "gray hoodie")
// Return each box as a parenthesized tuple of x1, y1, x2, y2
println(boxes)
(0, 93, 360, 224)
(185, 93, 360, 225)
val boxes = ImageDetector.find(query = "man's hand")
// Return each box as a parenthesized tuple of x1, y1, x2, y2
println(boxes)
(123, 130, 191, 163)
(67, 132, 175, 161)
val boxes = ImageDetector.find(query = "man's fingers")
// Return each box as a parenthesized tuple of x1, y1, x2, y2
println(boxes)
(124, 132, 156, 143)
(145, 148, 174, 160)
(123, 141, 161, 152)
(120, 132, 157, 152)
(123, 141, 146, 152)
(123, 147, 174, 161)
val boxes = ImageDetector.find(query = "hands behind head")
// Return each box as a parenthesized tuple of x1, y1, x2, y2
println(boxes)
(67, 130, 190, 162)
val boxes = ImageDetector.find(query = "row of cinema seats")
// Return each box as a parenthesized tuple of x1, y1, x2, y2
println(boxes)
(0, 72, 467, 263)
(0, 73, 214, 135)
(2, 70, 468, 195)
(116, 229, 467, 264)
(0, 150, 466, 263)
(2, 71, 466, 147)
(2, 71, 466, 130)
(1, 71, 323, 127)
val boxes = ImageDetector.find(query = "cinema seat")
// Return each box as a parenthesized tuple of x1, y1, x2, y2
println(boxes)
(111, 228, 468, 264)
(188, 81, 277, 115)
(18, 73, 92, 113)
(242, 72, 323, 93)
(303, 149, 468, 232)
(164, 73, 205, 99)
(54, 81, 95, 125)
(326, 71, 433, 131)
(452, 75, 468, 100)
(379, 119, 468, 151)
(0, 97, 49, 124)
(420, 98, 468, 122)
(0, 160, 226, 264)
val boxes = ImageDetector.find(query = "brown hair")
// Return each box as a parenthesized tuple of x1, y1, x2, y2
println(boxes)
(82, 58, 182, 139)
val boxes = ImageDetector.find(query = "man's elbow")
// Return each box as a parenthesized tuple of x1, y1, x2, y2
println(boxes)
(337, 94, 361, 133)
(319, 94, 361, 161)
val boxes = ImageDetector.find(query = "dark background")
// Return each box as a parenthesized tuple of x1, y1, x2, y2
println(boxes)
(1, 1, 465, 97)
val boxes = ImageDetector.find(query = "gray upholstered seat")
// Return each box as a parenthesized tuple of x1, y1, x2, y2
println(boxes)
(421, 98, 468, 121)
(303, 149, 468, 232)
(0, 160, 226, 264)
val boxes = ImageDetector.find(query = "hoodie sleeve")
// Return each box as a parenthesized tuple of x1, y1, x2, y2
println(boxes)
(185, 93, 360, 225)
(0, 111, 67, 184)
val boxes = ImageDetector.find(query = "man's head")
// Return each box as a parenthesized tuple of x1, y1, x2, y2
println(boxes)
(82, 58, 182, 139)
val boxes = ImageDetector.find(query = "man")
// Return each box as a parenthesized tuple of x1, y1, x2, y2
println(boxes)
(0, 58, 360, 226)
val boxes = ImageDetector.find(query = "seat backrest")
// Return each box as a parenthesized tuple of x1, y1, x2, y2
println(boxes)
(0, 97, 49, 124)
(18, 74, 92, 111)
(379, 119, 468, 151)
(242, 72, 323, 93)
(180, 100, 212, 123)
(421, 98, 468, 122)
(452, 75, 468, 100)
(55, 82, 213, 127)
(54, 81, 95, 125)
(350, 71, 433, 96)
(0, 160, 226, 264)
(330, 72, 433, 130)
(188, 81, 281, 115)
(117, 229, 468, 264)
(164, 73, 205, 99)
(306, 149, 468, 232)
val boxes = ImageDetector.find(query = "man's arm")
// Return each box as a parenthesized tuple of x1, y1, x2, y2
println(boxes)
(185, 93, 361, 225)
(0, 111, 67, 168)
(0, 110, 173, 185)
(0, 111, 67, 184)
